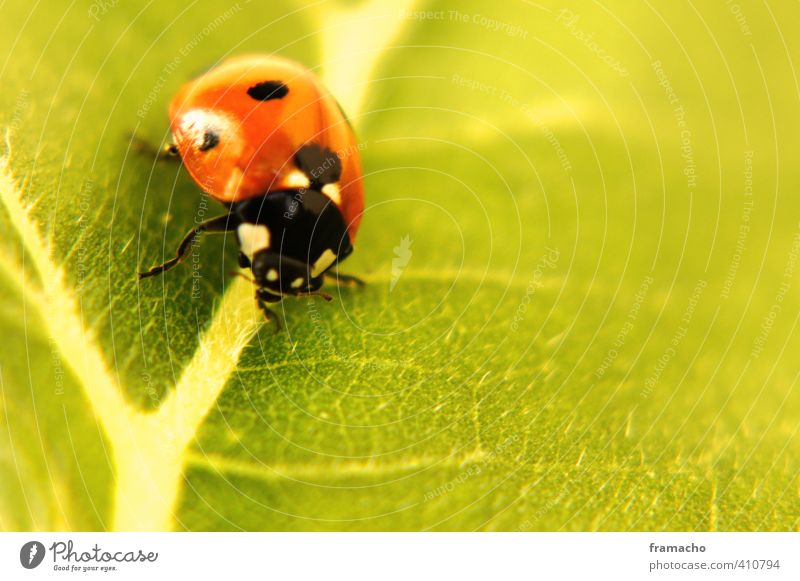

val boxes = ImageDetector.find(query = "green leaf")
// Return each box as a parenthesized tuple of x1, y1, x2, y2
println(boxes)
(1, 0, 798, 532)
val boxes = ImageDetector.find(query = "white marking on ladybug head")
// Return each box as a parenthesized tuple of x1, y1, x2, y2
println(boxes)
(310, 248, 337, 278)
(321, 183, 341, 205)
(267, 269, 279, 281)
(177, 108, 234, 152)
(291, 277, 304, 288)
(237, 223, 270, 260)
(285, 169, 311, 189)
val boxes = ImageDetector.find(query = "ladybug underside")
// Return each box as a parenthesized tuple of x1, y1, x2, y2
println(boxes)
(232, 142, 353, 300)
(232, 185, 353, 301)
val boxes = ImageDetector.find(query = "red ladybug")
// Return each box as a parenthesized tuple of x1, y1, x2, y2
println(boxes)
(139, 55, 365, 321)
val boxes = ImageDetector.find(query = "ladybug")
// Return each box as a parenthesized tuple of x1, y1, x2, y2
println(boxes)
(138, 54, 364, 322)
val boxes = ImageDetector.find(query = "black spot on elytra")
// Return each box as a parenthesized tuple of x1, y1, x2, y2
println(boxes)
(247, 80, 289, 101)
(294, 143, 342, 188)
(199, 130, 219, 151)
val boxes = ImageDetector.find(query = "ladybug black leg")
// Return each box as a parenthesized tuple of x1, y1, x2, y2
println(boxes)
(228, 271, 255, 284)
(302, 290, 333, 302)
(237, 251, 251, 269)
(130, 133, 180, 162)
(138, 214, 239, 280)
(256, 288, 281, 333)
(256, 288, 282, 332)
(324, 271, 365, 287)
(257, 302, 281, 333)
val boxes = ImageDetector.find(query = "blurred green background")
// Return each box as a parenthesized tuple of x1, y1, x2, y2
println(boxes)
(0, 0, 798, 531)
